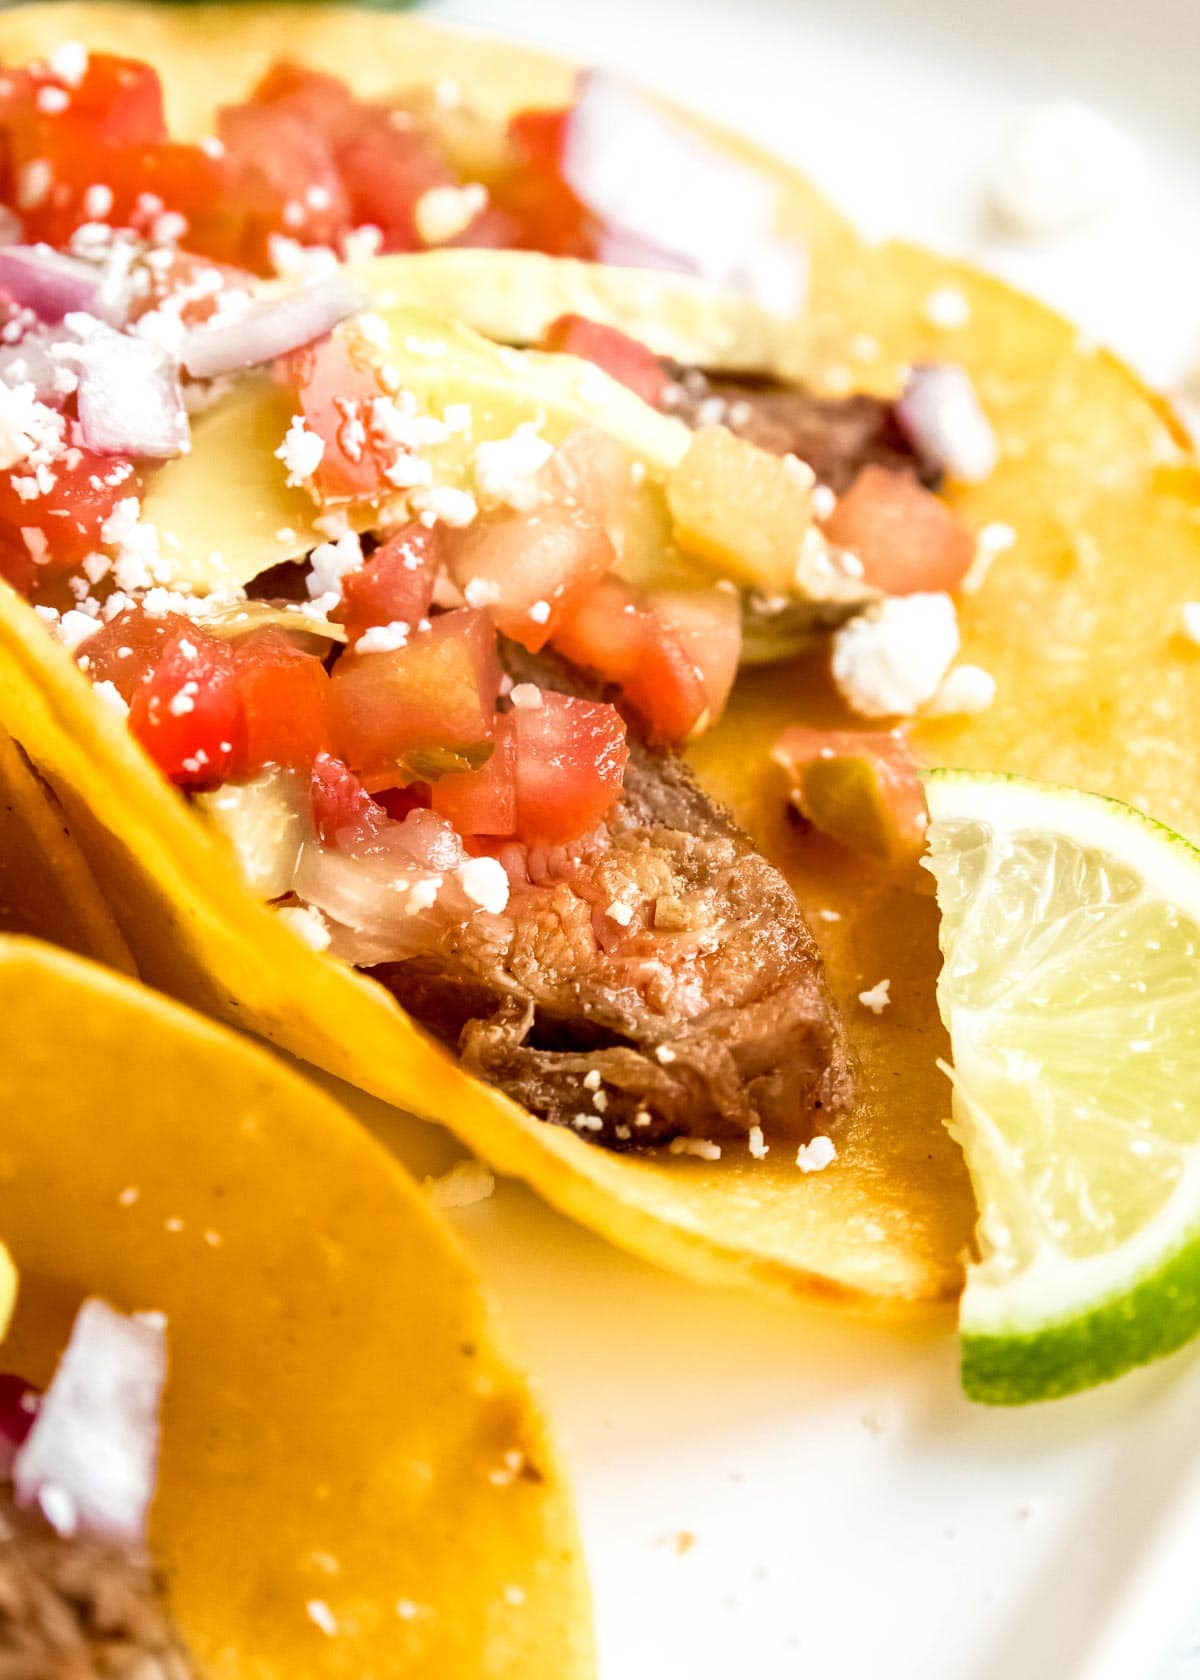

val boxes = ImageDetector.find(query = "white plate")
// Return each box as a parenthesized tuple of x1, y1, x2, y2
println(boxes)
(403, 2, 1200, 1673)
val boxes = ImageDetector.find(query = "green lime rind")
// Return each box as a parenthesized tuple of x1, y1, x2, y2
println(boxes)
(962, 1223, 1200, 1403)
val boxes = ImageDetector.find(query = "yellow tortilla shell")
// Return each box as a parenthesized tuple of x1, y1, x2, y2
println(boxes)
(0, 724, 135, 972)
(0, 6, 1195, 1312)
(0, 934, 591, 1678)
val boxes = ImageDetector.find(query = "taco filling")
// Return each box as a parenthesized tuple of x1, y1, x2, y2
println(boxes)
(0, 48, 990, 1158)
(0, 1298, 198, 1679)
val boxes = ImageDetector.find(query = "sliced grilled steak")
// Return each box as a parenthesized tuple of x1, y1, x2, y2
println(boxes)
(0, 1487, 197, 1679)
(374, 647, 849, 1152)
(663, 366, 937, 494)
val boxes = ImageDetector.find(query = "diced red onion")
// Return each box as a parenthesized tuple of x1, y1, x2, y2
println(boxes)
(896, 364, 998, 484)
(0, 327, 76, 406)
(13, 1299, 166, 1545)
(563, 71, 807, 315)
(71, 332, 189, 458)
(0, 1374, 39, 1477)
(180, 271, 367, 380)
(0, 245, 100, 323)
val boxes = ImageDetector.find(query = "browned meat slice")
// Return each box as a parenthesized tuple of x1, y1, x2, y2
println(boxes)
(0, 1487, 197, 1678)
(375, 649, 849, 1152)
(662, 365, 936, 494)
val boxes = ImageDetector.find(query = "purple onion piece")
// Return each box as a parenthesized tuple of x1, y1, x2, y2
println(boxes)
(0, 245, 100, 324)
(180, 270, 367, 379)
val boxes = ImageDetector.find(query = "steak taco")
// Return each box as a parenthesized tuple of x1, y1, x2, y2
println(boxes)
(0, 933, 591, 1676)
(0, 4, 1195, 1314)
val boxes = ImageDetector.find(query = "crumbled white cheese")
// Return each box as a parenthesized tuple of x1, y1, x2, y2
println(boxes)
(922, 285, 971, 331)
(962, 522, 1018, 595)
(457, 856, 510, 916)
(831, 593, 960, 718)
(509, 683, 543, 711)
(748, 1125, 769, 1160)
(669, 1137, 722, 1161)
(82, 183, 114, 221)
(414, 182, 488, 246)
(306, 531, 363, 603)
(275, 414, 324, 487)
(55, 609, 102, 652)
(796, 1135, 837, 1173)
(91, 679, 129, 716)
(306, 1600, 338, 1638)
(655, 1045, 677, 1064)
(1180, 603, 1200, 646)
(425, 1156, 496, 1210)
(355, 621, 410, 654)
(858, 978, 891, 1014)
(37, 86, 70, 116)
(410, 485, 478, 528)
(0, 381, 65, 472)
(926, 663, 997, 716)
(987, 101, 1139, 239)
(405, 876, 443, 916)
(48, 41, 89, 86)
(583, 1069, 603, 1092)
(100, 497, 163, 592)
(473, 423, 554, 512)
(606, 899, 634, 927)
(811, 483, 837, 521)
(900, 365, 997, 483)
(17, 159, 52, 212)
(463, 577, 502, 609)
(274, 903, 332, 952)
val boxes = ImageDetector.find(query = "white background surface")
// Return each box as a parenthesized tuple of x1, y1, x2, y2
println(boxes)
(394, 2, 1200, 1674)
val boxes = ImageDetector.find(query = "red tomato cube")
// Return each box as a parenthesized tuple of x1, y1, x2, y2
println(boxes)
(822, 465, 975, 596)
(329, 608, 501, 785)
(79, 606, 193, 699)
(621, 628, 706, 747)
(540, 314, 667, 408)
(449, 505, 613, 652)
(431, 713, 517, 838)
(334, 107, 454, 252)
(275, 333, 394, 503)
(334, 523, 440, 642)
(645, 586, 742, 729)
(0, 449, 138, 595)
(310, 752, 390, 847)
(126, 623, 241, 789)
(551, 573, 649, 684)
(229, 627, 333, 777)
(512, 690, 628, 844)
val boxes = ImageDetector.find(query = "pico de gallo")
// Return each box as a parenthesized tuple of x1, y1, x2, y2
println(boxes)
(0, 41, 1001, 1148)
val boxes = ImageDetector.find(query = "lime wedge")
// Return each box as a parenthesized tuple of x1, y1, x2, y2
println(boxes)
(924, 769, 1200, 1403)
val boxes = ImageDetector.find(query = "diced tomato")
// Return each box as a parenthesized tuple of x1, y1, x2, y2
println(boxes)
(512, 691, 628, 844)
(126, 623, 241, 789)
(551, 572, 730, 745)
(645, 586, 742, 728)
(430, 713, 517, 837)
(310, 752, 390, 847)
(822, 465, 975, 596)
(334, 107, 454, 252)
(79, 606, 192, 698)
(540, 314, 667, 408)
(622, 628, 706, 746)
(551, 573, 648, 684)
(218, 102, 351, 258)
(497, 107, 598, 258)
(449, 505, 613, 652)
(228, 627, 332, 777)
(60, 55, 167, 148)
(333, 523, 440, 642)
(374, 783, 432, 823)
(275, 332, 394, 503)
(0, 447, 138, 595)
(249, 63, 354, 127)
(329, 608, 501, 786)
(771, 725, 928, 863)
